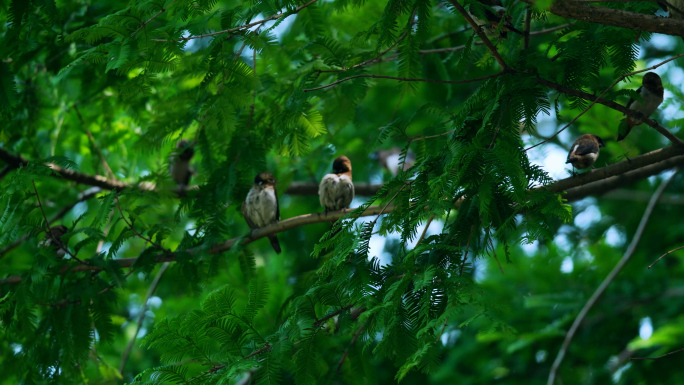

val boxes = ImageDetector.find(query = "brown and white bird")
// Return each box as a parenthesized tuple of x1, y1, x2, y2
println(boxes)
(467, 0, 523, 39)
(319, 156, 354, 212)
(658, 0, 684, 18)
(242, 172, 281, 254)
(372, 147, 415, 176)
(38, 225, 68, 258)
(668, 0, 684, 18)
(566, 134, 606, 173)
(618, 72, 664, 141)
(169, 140, 195, 186)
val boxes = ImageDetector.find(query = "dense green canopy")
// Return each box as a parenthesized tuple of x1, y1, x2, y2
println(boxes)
(2, 0, 684, 384)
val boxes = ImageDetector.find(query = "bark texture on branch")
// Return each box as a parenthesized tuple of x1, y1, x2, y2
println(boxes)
(550, 0, 684, 37)
(3, 143, 683, 285)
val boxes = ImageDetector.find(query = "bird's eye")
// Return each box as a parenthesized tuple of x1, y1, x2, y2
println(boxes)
(258, 181, 263, 185)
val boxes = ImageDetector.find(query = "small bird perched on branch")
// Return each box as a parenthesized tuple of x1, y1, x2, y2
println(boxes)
(657, 0, 684, 18)
(467, 0, 523, 39)
(319, 156, 354, 212)
(566, 134, 606, 174)
(372, 147, 415, 176)
(39, 225, 68, 258)
(618, 72, 664, 141)
(169, 140, 195, 186)
(242, 172, 281, 254)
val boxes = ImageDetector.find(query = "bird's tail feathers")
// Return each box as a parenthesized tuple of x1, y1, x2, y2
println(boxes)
(268, 235, 281, 254)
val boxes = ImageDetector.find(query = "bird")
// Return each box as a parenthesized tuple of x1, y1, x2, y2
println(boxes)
(38, 225, 68, 258)
(467, 0, 523, 40)
(657, 0, 684, 18)
(618, 72, 664, 141)
(566, 134, 606, 174)
(319, 156, 355, 212)
(169, 140, 195, 186)
(669, 0, 684, 18)
(372, 147, 415, 176)
(242, 172, 281, 254)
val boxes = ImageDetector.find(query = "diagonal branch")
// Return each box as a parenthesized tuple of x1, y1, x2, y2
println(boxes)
(131, 0, 176, 38)
(445, 0, 509, 70)
(528, 54, 684, 150)
(547, 168, 679, 385)
(4, 144, 684, 285)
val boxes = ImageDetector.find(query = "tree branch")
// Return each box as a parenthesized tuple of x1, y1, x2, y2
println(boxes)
(4, 145, 684, 285)
(549, 0, 684, 37)
(529, 55, 684, 150)
(534, 59, 684, 148)
(631, 347, 684, 360)
(151, 0, 319, 42)
(131, 0, 176, 38)
(302, 71, 506, 92)
(649, 244, 684, 269)
(0, 187, 102, 258)
(119, 262, 170, 373)
(547, 168, 679, 385)
(445, 0, 509, 70)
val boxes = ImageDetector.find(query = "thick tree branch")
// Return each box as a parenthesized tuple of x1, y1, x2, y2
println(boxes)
(548, 144, 684, 193)
(4, 145, 684, 285)
(547, 168, 679, 385)
(549, 0, 684, 37)
(151, 0, 319, 42)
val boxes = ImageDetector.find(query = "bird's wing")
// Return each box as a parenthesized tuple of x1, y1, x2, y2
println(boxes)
(573, 141, 598, 156)
(626, 86, 642, 109)
(242, 200, 258, 230)
(274, 186, 280, 223)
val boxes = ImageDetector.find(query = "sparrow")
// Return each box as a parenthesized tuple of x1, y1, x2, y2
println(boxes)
(669, 0, 684, 18)
(242, 172, 281, 254)
(169, 140, 195, 186)
(618, 72, 664, 141)
(319, 156, 355, 212)
(372, 147, 415, 176)
(566, 134, 606, 174)
(467, 0, 523, 39)
(38, 225, 68, 258)
(657, 0, 684, 18)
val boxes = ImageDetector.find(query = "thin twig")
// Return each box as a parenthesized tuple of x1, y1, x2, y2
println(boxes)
(523, 8, 532, 50)
(302, 71, 505, 92)
(631, 347, 684, 360)
(0, 187, 102, 258)
(649, 245, 684, 269)
(151, 0, 319, 42)
(336, 324, 365, 374)
(528, 54, 684, 151)
(446, 0, 508, 70)
(547, 168, 679, 385)
(313, 305, 355, 327)
(459, 225, 476, 277)
(119, 262, 170, 373)
(32, 180, 86, 264)
(488, 236, 505, 274)
(115, 194, 169, 253)
(416, 214, 435, 246)
(131, 0, 176, 38)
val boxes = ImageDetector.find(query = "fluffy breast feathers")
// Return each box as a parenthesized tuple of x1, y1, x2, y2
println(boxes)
(319, 174, 355, 211)
(242, 186, 279, 229)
